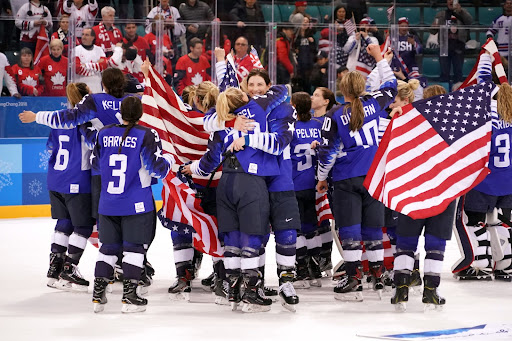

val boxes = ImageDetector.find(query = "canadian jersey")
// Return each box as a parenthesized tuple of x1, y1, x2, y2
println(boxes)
(93, 23, 123, 55)
(291, 117, 324, 191)
(61, 0, 98, 38)
(317, 60, 397, 182)
(15, 2, 52, 42)
(487, 15, 512, 56)
(38, 55, 68, 96)
(93, 124, 173, 216)
(174, 55, 210, 94)
(8, 64, 43, 96)
(47, 127, 91, 194)
(123, 35, 150, 61)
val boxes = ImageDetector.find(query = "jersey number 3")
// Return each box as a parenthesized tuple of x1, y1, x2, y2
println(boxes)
(107, 154, 127, 194)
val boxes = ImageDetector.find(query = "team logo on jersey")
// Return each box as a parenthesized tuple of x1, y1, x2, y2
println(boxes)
(48, 65, 52, 71)
(187, 67, 192, 73)
(191, 72, 203, 85)
(22, 75, 37, 87)
(18, 69, 22, 75)
(51, 72, 65, 86)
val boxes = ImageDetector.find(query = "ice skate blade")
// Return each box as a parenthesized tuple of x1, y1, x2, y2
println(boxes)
(280, 298, 297, 313)
(168, 292, 190, 301)
(241, 303, 271, 313)
(293, 280, 310, 289)
(410, 286, 423, 296)
(268, 295, 279, 302)
(214, 296, 230, 306)
(309, 279, 322, 287)
(324, 270, 333, 277)
(494, 276, 512, 282)
(93, 302, 105, 313)
(106, 284, 113, 293)
(375, 289, 383, 300)
(393, 302, 407, 312)
(424, 303, 444, 312)
(47, 278, 59, 289)
(137, 286, 148, 296)
(56, 279, 89, 292)
(334, 292, 363, 302)
(230, 301, 240, 311)
(121, 303, 146, 313)
(454, 274, 492, 281)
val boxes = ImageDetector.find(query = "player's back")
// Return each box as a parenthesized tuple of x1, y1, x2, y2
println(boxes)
(291, 117, 323, 192)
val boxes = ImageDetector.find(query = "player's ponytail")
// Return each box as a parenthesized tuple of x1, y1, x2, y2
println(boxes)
(339, 71, 366, 131)
(396, 79, 420, 105)
(182, 85, 197, 107)
(195, 81, 219, 112)
(118, 96, 143, 154)
(498, 82, 512, 124)
(216, 87, 247, 124)
(66, 82, 90, 107)
(291, 91, 312, 122)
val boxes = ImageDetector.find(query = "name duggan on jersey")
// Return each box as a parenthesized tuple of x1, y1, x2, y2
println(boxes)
(340, 103, 377, 126)
(103, 135, 138, 148)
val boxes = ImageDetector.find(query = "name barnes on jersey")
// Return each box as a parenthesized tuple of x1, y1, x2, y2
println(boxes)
(102, 135, 138, 148)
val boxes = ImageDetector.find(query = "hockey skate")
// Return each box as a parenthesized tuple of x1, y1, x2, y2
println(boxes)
(409, 269, 423, 295)
(369, 265, 385, 299)
(454, 267, 492, 281)
(318, 255, 333, 277)
(227, 275, 242, 311)
(309, 256, 323, 287)
(390, 274, 409, 312)
(201, 271, 215, 291)
(383, 270, 394, 293)
(293, 259, 311, 289)
(58, 262, 89, 292)
(334, 273, 363, 302)
(192, 249, 203, 279)
(213, 277, 230, 306)
(92, 278, 108, 313)
(242, 283, 272, 313)
(137, 267, 152, 296)
(278, 281, 299, 312)
(422, 286, 445, 312)
(494, 269, 512, 282)
(47, 253, 64, 289)
(168, 277, 191, 301)
(122, 280, 147, 313)
(332, 262, 346, 281)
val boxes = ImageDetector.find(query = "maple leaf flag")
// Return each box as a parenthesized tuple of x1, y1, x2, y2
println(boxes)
(34, 25, 49, 65)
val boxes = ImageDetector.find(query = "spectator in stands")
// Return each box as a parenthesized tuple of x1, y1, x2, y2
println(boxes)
(15, 0, 52, 53)
(345, 0, 367, 25)
(277, 26, 295, 85)
(123, 22, 153, 63)
(178, 0, 215, 44)
(344, 17, 378, 74)
(8, 47, 43, 96)
(119, 0, 144, 20)
(229, 0, 265, 53)
(202, 26, 231, 64)
(396, 17, 422, 78)
(61, 0, 98, 40)
(51, 15, 74, 57)
(227, 36, 258, 81)
(174, 37, 210, 95)
(1, 0, 14, 50)
(332, 5, 351, 67)
(367, 17, 385, 45)
(310, 51, 329, 89)
(431, 0, 473, 83)
(110, 42, 144, 84)
(294, 16, 317, 93)
(336, 66, 349, 101)
(289, 1, 310, 31)
(38, 39, 68, 96)
(146, 0, 185, 59)
(93, 6, 123, 57)
(74, 27, 107, 93)
(145, 14, 174, 60)
(0, 52, 20, 97)
(487, 0, 512, 59)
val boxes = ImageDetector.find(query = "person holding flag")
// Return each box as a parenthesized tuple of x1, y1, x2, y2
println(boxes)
(343, 17, 379, 76)
(316, 44, 397, 302)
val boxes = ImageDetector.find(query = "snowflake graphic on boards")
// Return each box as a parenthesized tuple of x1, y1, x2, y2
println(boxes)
(28, 179, 43, 197)
(39, 150, 51, 170)
(0, 160, 14, 192)
(22, 75, 37, 87)
(191, 72, 204, 85)
(50, 72, 65, 86)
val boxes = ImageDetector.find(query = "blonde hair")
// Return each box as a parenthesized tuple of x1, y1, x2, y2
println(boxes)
(497, 83, 512, 123)
(195, 81, 219, 112)
(339, 71, 366, 131)
(49, 38, 63, 49)
(216, 87, 248, 124)
(396, 79, 420, 104)
(66, 83, 89, 107)
(423, 85, 447, 99)
(182, 85, 197, 106)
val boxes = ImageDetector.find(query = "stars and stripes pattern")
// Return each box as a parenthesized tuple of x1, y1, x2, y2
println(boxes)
(316, 192, 334, 224)
(88, 224, 99, 248)
(387, 5, 395, 22)
(219, 53, 239, 92)
(344, 18, 357, 36)
(356, 38, 375, 76)
(364, 82, 497, 219)
(460, 38, 508, 88)
(250, 46, 263, 69)
(140, 65, 223, 257)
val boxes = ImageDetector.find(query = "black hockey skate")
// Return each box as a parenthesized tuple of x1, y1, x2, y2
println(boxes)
(122, 279, 147, 313)
(138, 266, 152, 295)
(369, 265, 385, 299)
(422, 286, 445, 312)
(227, 275, 242, 310)
(92, 278, 109, 313)
(213, 276, 230, 306)
(242, 283, 273, 313)
(494, 269, 512, 282)
(278, 272, 299, 312)
(47, 253, 64, 288)
(390, 274, 409, 312)
(318, 254, 333, 277)
(192, 249, 203, 279)
(334, 272, 363, 302)
(58, 262, 89, 292)
(332, 262, 346, 281)
(309, 256, 323, 287)
(168, 277, 192, 301)
(293, 259, 311, 289)
(454, 267, 492, 281)
(409, 268, 423, 295)
(201, 271, 215, 290)
(383, 270, 394, 290)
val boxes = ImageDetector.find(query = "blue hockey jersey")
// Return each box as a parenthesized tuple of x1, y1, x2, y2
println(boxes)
(290, 117, 324, 192)
(317, 59, 397, 182)
(93, 124, 174, 216)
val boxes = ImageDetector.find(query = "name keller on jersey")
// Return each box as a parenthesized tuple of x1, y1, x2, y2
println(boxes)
(102, 100, 121, 111)
(103, 135, 138, 148)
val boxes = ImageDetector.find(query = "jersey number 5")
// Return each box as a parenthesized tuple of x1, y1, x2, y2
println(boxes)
(107, 154, 127, 194)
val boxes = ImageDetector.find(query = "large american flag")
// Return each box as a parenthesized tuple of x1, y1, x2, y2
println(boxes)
(364, 82, 496, 219)
(355, 38, 375, 76)
(140, 66, 223, 257)
(460, 38, 508, 88)
(219, 53, 239, 92)
(316, 192, 334, 223)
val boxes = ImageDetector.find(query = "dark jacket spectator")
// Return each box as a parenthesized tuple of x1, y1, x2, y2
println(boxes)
(276, 27, 295, 84)
(346, 0, 367, 25)
(179, 0, 215, 44)
(229, 0, 265, 52)
(310, 51, 329, 89)
(293, 16, 317, 93)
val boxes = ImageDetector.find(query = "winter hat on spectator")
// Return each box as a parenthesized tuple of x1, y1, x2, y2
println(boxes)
(360, 17, 373, 25)
(398, 17, 409, 25)
(295, 1, 307, 7)
(320, 28, 330, 39)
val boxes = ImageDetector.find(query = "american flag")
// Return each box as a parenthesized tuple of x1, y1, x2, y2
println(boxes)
(355, 38, 375, 76)
(460, 38, 508, 88)
(139, 65, 223, 257)
(316, 192, 334, 223)
(34, 25, 49, 64)
(387, 5, 395, 22)
(219, 53, 239, 92)
(344, 18, 357, 36)
(364, 82, 496, 219)
(88, 224, 99, 248)
(250, 46, 264, 69)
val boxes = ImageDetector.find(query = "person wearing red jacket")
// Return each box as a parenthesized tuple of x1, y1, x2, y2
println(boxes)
(276, 26, 295, 85)
(174, 37, 210, 95)
(8, 47, 44, 96)
(93, 6, 123, 57)
(38, 39, 68, 97)
(232, 36, 261, 82)
(143, 16, 174, 86)
(123, 22, 153, 63)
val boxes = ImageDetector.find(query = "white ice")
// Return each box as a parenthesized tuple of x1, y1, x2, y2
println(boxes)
(1, 217, 511, 341)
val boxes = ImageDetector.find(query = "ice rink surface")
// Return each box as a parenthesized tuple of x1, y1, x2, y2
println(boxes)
(1, 217, 511, 341)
